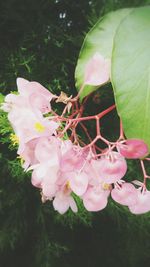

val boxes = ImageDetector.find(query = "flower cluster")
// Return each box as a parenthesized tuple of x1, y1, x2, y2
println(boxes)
(1, 53, 150, 215)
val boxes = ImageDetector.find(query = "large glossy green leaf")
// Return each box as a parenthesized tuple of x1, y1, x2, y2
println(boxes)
(112, 6, 150, 150)
(75, 8, 132, 100)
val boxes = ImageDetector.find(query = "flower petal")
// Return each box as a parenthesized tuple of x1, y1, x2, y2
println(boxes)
(117, 139, 149, 159)
(84, 53, 110, 86)
(69, 172, 89, 196)
(111, 183, 138, 206)
(83, 187, 109, 212)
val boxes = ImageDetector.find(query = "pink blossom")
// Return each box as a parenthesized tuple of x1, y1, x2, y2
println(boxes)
(29, 137, 61, 192)
(117, 139, 149, 159)
(84, 52, 110, 86)
(31, 162, 59, 198)
(4, 76, 150, 216)
(8, 107, 59, 144)
(53, 190, 78, 214)
(67, 171, 89, 196)
(112, 182, 150, 214)
(81, 160, 111, 212)
(59, 145, 90, 196)
(17, 77, 56, 113)
(128, 189, 150, 214)
(91, 152, 127, 184)
(2, 78, 56, 115)
(111, 182, 138, 206)
(82, 184, 110, 212)
(60, 146, 88, 173)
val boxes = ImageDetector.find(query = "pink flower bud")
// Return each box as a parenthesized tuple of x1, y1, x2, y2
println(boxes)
(117, 139, 149, 159)
(84, 52, 110, 86)
(53, 192, 78, 214)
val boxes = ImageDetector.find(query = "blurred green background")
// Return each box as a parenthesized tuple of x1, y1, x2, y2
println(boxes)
(0, 1, 150, 266)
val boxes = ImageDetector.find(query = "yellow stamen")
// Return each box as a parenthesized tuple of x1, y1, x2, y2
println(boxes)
(10, 133, 19, 146)
(66, 181, 70, 190)
(34, 122, 45, 133)
(64, 181, 70, 193)
(102, 182, 111, 190)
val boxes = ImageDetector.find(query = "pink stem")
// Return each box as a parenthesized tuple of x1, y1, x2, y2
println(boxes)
(119, 119, 124, 139)
(80, 122, 93, 143)
(71, 84, 85, 102)
(59, 104, 116, 123)
(96, 116, 100, 136)
(140, 160, 147, 186)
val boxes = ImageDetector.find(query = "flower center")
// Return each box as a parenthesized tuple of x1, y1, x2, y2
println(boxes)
(34, 122, 45, 133)
(63, 181, 70, 193)
(102, 182, 111, 190)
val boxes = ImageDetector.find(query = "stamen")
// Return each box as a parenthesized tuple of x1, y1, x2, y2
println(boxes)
(34, 122, 45, 133)
(102, 182, 111, 190)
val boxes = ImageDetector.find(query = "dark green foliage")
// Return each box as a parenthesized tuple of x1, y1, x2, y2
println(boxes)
(1, 1, 150, 267)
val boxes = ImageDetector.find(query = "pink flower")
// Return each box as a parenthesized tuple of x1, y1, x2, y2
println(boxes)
(82, 160, 111, 212)
(91, 152, 127, 184)
(59, 145, 90, 196)
(2, 78, 56, 115)
(117, 139, 149, 159)
(128, 189, 150, 214)
(112, 182, 150, 214)
(4, 76, 150, 216)
(111, 182, 138, 206)
(66, 171, 89, 196)
(84, 52, 110, 86)
(8, 107, 59, 144)
(60, 145, 88, 173)
(53, 190, 78, 214)
(17, 77, 56, 113)
(29, 137, 60, 193)
(32, 164, 59, 199)
(82, 184, 110, 212)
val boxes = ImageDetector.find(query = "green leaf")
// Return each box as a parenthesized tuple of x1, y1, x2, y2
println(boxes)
(112, 6, 150, 150)
(0, 93, 4, 104)
(75, 8, 132, 100)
